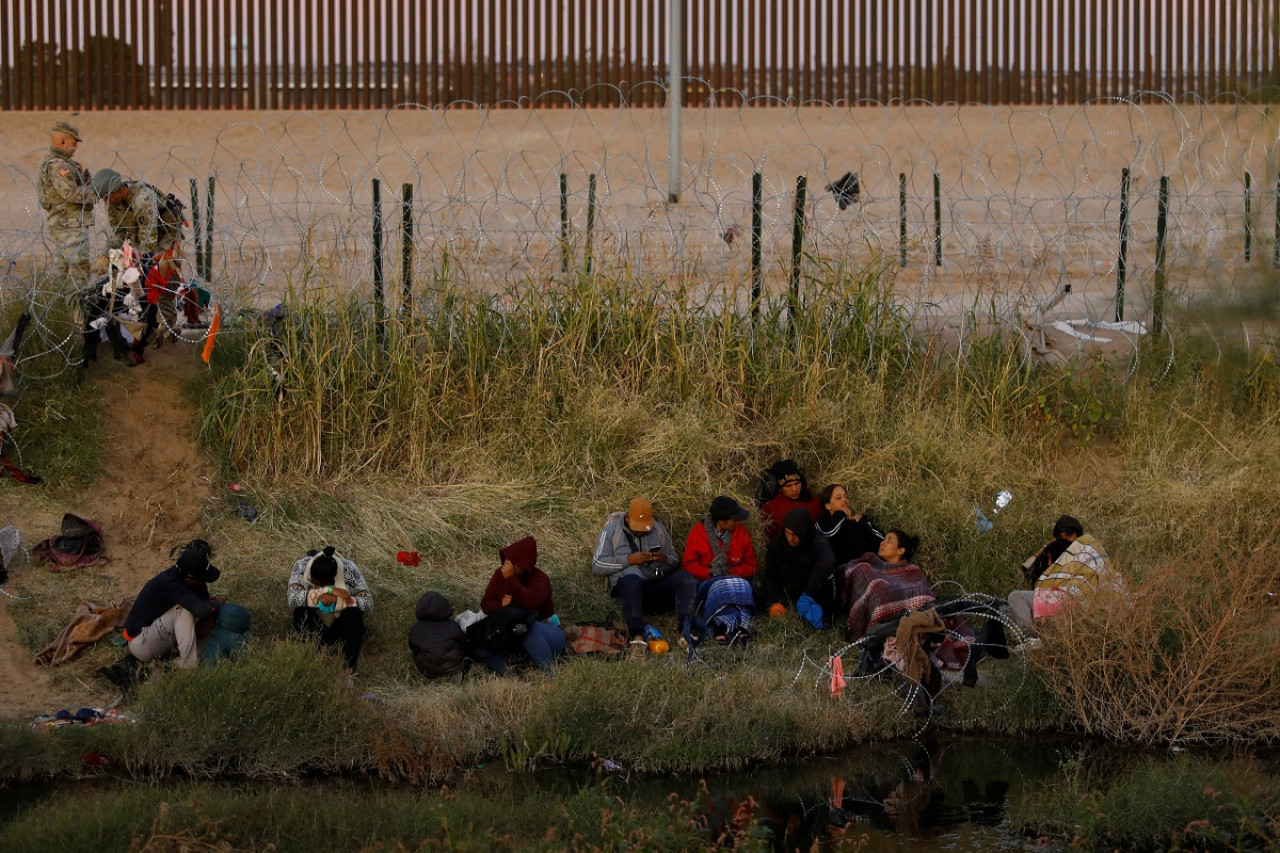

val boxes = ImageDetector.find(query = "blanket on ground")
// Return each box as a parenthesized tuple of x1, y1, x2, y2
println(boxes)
(34, 597, 133, 666)
(563, 624, 627, 655)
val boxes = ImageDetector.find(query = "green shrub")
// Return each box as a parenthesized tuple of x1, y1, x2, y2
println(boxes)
(1011, 753, 1280, 851)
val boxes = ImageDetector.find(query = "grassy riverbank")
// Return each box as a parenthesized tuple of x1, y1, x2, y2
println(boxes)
(3, 263, 1280, 794)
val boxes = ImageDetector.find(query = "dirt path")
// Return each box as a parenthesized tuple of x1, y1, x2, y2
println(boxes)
(0, 341, 217, 717)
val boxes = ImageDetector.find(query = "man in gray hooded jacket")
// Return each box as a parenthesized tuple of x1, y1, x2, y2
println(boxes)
(592, 497, 695, 654)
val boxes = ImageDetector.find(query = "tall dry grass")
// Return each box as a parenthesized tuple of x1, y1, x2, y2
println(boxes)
(1034, 552, 1280, 745)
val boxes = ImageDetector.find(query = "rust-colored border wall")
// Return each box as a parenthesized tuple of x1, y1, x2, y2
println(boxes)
(2, 0, 1277, 110)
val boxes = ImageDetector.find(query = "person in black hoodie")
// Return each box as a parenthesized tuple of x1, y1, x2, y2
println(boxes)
(814, 483, 883, 568)
(122, 543, 222, 669)
(761, 507, 838, 629)
(408, 590, 469, 680)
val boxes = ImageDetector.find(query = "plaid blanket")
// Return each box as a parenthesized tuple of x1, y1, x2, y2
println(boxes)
(842, 556, 935, 638)
(698, 576, 755, 638)
(563, 624, 627, 656)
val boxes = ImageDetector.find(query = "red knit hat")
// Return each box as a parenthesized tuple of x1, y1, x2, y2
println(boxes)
(499, 536, 539, 573)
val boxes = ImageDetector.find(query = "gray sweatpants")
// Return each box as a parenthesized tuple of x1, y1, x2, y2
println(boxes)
(1007, 590, 1037, 634)
(128, 604, 202, 669)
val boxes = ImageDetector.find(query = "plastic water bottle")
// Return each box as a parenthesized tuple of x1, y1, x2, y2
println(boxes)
(973, 489, 1013, 533)
(643, 625, 669, 655)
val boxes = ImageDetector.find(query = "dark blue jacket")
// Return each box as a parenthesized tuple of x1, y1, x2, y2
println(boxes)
(124, 566, 215, 636)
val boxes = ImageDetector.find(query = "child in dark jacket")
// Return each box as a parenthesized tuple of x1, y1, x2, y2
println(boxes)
(408, 591, 469, 679)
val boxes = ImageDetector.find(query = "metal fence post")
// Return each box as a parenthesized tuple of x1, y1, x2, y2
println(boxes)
(933, 172, 942, 267)
(1244, 170, 1252, 262)
(1274, 175, 1280, 270)
(1152, 175, 1170, 337)
(203, 176, 215, 283)
(401, 183, 414, 318)
(560, 173, 570, 274)
(751, 172, 763, 319)
(372, 178, 385, 343)
(790, 175, 807, 325)
(190, 179, 202, 280)
(667, 0, 683, 204)
(585, 174, 597, 275)
(1115, 167, 1131, 322)
(899, 173, 908, 267)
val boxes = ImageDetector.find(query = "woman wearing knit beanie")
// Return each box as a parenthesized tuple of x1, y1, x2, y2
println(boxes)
(760, 459, 822, 542)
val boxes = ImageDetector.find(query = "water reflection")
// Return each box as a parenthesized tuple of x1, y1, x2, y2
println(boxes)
(624, 736, 1082, 852)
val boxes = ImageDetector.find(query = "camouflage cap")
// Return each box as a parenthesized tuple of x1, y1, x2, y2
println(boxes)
(51, 121, 82, 141)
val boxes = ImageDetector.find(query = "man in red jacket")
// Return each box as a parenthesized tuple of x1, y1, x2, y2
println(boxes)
(682, 496, 758, 645)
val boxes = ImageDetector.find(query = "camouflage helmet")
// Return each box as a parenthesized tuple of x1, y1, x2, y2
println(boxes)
(91, 168, 123, 198)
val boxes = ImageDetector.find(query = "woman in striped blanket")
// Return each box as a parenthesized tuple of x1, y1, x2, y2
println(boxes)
(842, 530, 934, 638)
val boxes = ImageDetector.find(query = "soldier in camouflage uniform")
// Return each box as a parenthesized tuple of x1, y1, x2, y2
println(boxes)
(92, 168, 170, 255)
(92, 168, 185, 349)
(37, 121, 96, 291)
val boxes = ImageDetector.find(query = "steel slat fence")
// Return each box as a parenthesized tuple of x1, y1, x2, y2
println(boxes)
(2, 0, 1278, 110)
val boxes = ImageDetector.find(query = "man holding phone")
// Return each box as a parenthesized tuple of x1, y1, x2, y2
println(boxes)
(591, 496, 694, 658)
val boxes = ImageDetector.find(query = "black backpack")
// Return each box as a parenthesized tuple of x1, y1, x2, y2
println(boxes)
(141, 183, 187, 245)
(465, 604, 538, 657)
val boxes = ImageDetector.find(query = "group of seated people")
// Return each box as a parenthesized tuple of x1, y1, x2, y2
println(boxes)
(112, 459, 1119, 689)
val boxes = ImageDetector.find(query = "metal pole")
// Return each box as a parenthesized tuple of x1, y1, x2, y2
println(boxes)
(560, 173, 569, 274)
(190, 179, 202, 279)
(751, 172, 763, 319)
(899, 173, 908, 267)
(667, 0, 683, 204)
(933, 172, 942, 267)
(1244, 170, 1252, 262)
(1115, 167, 1131, 322)
(585, 174, 597, 275)
(790, 175, 807, 325)
(1152, 175, 1169, 337)
(401, 183, 414, 318)
(372, 178, 385, 343)
(204, 176, 215, 283)
(1274, 174, 1280, 270)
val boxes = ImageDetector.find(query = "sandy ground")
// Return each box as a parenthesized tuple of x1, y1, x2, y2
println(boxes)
(0, 341, 216, 717)
(1, 103, 1277, 325)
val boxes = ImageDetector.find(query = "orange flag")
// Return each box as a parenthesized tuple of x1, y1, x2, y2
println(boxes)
(201, 304, 222, 364)
(829, 654, 846, 699)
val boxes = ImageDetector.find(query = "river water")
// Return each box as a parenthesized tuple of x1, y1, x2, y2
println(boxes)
(4, 734, 1265, 851)
(571, 735, 1077, 852)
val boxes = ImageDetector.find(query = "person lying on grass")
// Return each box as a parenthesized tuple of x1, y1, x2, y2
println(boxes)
(472, 536, 565, 674)
(287, 546, 373, 676)
(842, 530, 933, 639)
(591, 496, 695, 658)
(842, 530, 975, 683)
(762, 506, 838, 629)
